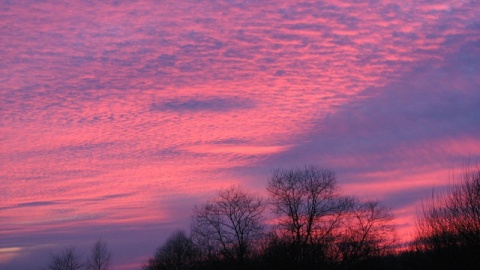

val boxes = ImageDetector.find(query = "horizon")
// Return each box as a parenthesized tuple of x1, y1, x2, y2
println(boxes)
(1, 0, 480, 269)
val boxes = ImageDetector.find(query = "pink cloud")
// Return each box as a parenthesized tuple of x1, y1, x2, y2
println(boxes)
(1, 0, 479, 268)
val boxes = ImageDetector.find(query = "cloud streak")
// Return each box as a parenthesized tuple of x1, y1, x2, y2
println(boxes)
(151, 97, 255, 112)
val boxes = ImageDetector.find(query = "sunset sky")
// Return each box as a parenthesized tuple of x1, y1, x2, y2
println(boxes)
(1, 0, 480, 269)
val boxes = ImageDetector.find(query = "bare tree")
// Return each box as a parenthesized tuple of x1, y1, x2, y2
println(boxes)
(337, 200, 396, 267)
(143, 230, 198, 270)
(414, 166, 480, 269)
(416, 166, 480, 249)
(191, 186, 265, 265)
(47, 246, 83, 270)
(266, 165, 353, 268)
(86, 239, 111, 270)
(267, 166, 351, 246)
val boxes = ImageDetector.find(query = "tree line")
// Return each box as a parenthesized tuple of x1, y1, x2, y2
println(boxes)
(45, 239, 111, 270)
(143, 165, 480, 270)
(144, 165, 395, 270)
(409, 166, 480, 269)
(45, 165, 480, 269)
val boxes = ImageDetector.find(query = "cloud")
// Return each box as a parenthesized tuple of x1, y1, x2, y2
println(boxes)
(0, 201, 59, 211)
(93, 192, 136, 202)
(1, 1, 479, 269)
(266, 44, 480, 173)
(182, 144, 291, 156)
(151, 97, 256, 112)
(156, 54, 177, 67)
(16, 201, 58, 208)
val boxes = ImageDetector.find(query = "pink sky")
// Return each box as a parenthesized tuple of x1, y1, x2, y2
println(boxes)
(1, 0, 480, 268)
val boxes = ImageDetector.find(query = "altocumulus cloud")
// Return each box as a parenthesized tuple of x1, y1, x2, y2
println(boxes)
(265, 43, 480, 173)
(151, 96, 256, 112)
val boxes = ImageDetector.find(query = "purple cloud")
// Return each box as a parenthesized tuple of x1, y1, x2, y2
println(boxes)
(151, 97, 255, 112)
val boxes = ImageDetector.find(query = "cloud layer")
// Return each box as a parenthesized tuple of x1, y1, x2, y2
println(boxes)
(1, 0, 479, 269)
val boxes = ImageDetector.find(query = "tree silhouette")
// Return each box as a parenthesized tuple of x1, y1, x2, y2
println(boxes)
(337, 200, 396, 268)
(191, 186, 265, 267)
(86, 239, 111, 270)
(414, 166, 480, 269)
(266, 165, 352, 267)
(47, 246, 83, 270)
(143, 230, 198, 270)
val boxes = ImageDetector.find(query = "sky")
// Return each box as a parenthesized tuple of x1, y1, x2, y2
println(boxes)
(1, 0, 479, 269)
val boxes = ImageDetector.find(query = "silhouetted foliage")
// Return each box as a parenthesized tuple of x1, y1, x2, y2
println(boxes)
(47, 246, 83, 270)
(266, 165, 353, 268)
(140, 164, 479, 269)
(143, 230, 199, 270)
(413, 166, 480, 269)
(191, 186, 265, 268)
(43, 163, 480, 269)
(337, 200, 396, 269)
(86, 239, 112, 270)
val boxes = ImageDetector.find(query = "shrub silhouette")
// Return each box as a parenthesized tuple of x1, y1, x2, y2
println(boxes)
(414, 166, 480, 269)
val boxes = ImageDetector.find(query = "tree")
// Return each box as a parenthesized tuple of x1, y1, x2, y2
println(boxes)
(191, 186, 265, 266)
(266, 165, 352, 266)
(337, 200, 396, 268)
(143, 230, 198, 270)
(86, 239, 112, 270)
(267, 166, 351, 244)
(47, 246, 83, 270)
(414, 166, 480, 269)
